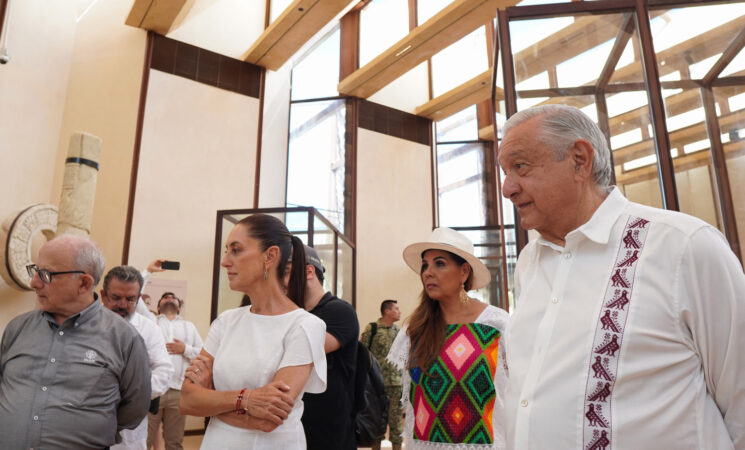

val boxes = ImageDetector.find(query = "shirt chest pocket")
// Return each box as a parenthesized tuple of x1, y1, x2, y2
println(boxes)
(52, 361, 117, 407)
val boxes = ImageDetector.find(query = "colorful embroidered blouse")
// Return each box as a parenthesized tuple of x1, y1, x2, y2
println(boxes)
(388, 305, 510, 450)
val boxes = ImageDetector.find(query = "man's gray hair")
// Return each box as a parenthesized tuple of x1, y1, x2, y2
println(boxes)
(102, 266, 144, 293)
(502, 104, 613, 188)
(71, 237, 105, 287)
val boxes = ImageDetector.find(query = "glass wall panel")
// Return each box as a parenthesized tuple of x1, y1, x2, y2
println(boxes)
(455, 228, 504, 308)
(359, 0, 409, 67)
(715, 83, 745, 259)
(437, 143, 487, 227)
(290, 27, 340, 101)
(286, 100, 347, 231)
(313, 216, 336, 293)
(337, 238, 354, 304)
(431, 27, 488, 97)
(437, 105, 478, 142)
(418, 0, 453, 25)
(269, 0, 293, 23)
(508, 12, 664, 209)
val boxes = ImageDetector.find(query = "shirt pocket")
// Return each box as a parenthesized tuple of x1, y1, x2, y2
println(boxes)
(53, 361, 115, 407)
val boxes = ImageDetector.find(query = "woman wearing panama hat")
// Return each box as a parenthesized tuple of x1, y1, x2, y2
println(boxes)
(387, 227, 510, 450)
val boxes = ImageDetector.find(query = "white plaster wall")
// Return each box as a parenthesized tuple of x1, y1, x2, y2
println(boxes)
(0, 1, 84, 326)
(128, 70, 259, 343)
(356, 128, 433, 329)
(51, 0, 146, 269)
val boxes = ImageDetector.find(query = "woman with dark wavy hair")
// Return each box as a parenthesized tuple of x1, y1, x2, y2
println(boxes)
(179, 214, 326, 449)
(388, 227, 509, 450)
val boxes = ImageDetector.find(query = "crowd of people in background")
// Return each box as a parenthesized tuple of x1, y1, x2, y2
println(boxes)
(1, 104, 744, 450)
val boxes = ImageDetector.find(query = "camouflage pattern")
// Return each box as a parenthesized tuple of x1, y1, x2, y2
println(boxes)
(361, 319, 404, 446)
(360, 319, 402, 386)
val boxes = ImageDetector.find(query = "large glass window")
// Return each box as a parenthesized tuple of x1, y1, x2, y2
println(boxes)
(431, 26, 489, 97)
(287, 28, 346, 232)
(359, 0, 409, 66)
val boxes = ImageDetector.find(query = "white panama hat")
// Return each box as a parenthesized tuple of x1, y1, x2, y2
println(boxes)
(402, 227, 492, 290)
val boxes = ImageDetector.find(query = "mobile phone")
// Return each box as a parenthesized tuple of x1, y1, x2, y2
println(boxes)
(161, 261, 180, 270)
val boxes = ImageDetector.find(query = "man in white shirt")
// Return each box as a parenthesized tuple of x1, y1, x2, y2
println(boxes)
(498, 104, 745, 449)
(146, 292, 203, 450)
(102, 266, 174, 450)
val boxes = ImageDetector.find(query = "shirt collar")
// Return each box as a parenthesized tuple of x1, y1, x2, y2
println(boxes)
(536, 187, 627, 248)
(42, 294, 101, 329)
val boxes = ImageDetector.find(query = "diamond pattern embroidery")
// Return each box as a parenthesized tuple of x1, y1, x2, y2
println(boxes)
(441, 326, 481, 380)
(413, 386, 435, 440)
(421, 359, 455, 409)
(463, 356, 496, 409)
(410, 323, 501, 445)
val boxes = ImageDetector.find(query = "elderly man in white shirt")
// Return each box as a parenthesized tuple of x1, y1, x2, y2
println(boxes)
(498, 104, 745, 449)
(146, 291, 202, 450)
(101, 266, 173, 450)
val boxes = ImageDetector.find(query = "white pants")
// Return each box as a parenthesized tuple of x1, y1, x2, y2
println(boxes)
(112, 417, 147, 450)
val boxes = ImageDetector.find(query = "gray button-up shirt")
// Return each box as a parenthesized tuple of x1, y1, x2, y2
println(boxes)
(0, 299, 151, 449)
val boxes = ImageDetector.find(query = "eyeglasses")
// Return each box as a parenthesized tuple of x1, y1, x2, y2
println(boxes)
(26, 264, 86, 284)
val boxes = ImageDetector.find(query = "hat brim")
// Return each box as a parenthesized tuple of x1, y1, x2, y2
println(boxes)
(402, 242, 492, 290)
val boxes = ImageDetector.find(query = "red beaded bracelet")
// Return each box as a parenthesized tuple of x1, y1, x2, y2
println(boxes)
(235, 388, 247, 415)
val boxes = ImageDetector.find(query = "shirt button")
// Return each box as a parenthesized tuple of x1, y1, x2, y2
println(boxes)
(33, 415, 39, 421)
(41, 386, 47, 391)
(50, 358, 56, 363)
(521, 400, 528, 407)
(564, 252, 572, 259)
(552, 297, 559, 304)
(58, 331, 64, 336)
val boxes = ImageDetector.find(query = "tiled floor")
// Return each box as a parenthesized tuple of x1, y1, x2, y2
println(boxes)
(181, 435, 397, 449)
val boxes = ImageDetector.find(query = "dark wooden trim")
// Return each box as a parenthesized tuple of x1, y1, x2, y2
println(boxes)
(712, 76, 745, 88)
(700, 87, 741, 262)
(333, 234, 339, 296)
(408, 0, 418, 30)
(123, 31, 154, 265)
(648, 0, 737, 7)
(702, 27, 745, 86)
(430, 121, 438, 229)
(506, 0, 634, 20)
(345, 98, 359, 242)
(358, 99, 431, 145)
(497, 9, 528, 253)
(264, 0, 271, 29)
(635, 0, 679, 211)
(210, 209, 223, 322)
(150, 34, 262, 98)
(0, 0, 8, 45)
(253, 68, 266, 208)
(340, 8, 360, 81)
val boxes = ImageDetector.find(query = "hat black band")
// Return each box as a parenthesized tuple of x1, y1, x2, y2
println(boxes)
(65, 157, 99, 171)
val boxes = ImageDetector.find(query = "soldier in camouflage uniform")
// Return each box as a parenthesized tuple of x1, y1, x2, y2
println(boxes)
(360, 299, 403, 450)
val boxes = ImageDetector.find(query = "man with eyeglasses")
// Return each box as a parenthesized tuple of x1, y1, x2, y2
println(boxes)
(101, 266, 173, 450)
(0, 234, 152, 449)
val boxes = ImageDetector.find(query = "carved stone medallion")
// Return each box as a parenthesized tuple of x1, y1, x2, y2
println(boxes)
(0, 204, 59, 291)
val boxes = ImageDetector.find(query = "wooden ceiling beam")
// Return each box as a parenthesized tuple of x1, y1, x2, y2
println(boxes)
(612, 108, 745, 165)
(338, 0, 516, 99)
(616, 139, 745, 185)
(415, 69, 505, 122)
(243, 0, 354, 71)
(125, 0, 192, 35)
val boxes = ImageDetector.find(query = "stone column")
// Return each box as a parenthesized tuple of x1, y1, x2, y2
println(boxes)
(55, 132, 103, 237)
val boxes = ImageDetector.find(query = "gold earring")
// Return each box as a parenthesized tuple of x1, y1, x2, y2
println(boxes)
(459, 283, 468, 304)
(264, 263, 268, 281)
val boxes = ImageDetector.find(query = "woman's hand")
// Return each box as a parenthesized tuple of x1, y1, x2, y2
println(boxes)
(217, 412, 279, 433)
(184, 354, 213, 389)
(242, 380, 295, 425)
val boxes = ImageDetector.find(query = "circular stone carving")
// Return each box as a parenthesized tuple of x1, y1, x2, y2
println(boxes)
(0, 204, 59, 291)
